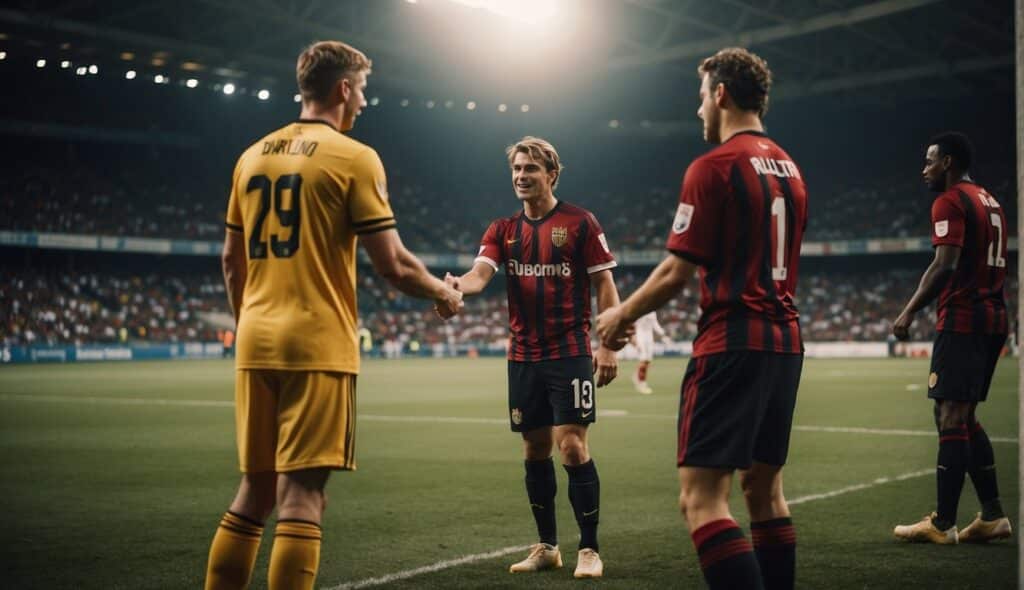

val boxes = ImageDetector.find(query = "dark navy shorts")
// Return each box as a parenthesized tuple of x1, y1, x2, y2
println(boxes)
(507, 357, 595, 432)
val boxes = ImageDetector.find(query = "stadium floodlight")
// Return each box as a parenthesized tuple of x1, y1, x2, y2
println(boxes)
(125, 70, 136, 80)
(608, 119, 620, 128)
(88, 65, 98, 75)
(60, 60, 70, 69)
(444, 100, 454, 109)
(75, 66, 87, 76)
(154, 74, 165, 84)
(466, 101, 476, 110)
(186, 78, 198, 88)
(425, 100, 435, 109)
(294, 93, 301, 103)
(445, 0, 559, 27)
(257, 89, 270, 100)
(370, 97, 380, 106)
(223, 83, 236, 95)
(0, 51, 6, 60)
(400, 98, 410, 107)
(35, 58, 45, 68)
(520, 104, 530, 113)
(498, 103, 508, 112)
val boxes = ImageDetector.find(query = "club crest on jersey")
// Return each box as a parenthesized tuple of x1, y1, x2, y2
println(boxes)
(511, 408, 523, 425)
(551, 227, 568, 247)
(935, 220, 949, 238)
(673, 203, 695, 234)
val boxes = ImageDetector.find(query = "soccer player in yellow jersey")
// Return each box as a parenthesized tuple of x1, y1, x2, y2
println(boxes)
(203, 41, 463, 590)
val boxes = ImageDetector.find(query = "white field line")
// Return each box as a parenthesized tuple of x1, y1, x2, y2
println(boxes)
(0, 394, 1017, 444)
(323, 467, 937, 589)
(321, 544, 533, 590)
(793, 424, 1018, 444)
(787, 468, 933, 505)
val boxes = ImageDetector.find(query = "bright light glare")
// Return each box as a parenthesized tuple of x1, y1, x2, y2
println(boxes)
(425, 100, 435, 109)
(257, 89, 270, 100)
(223, 83, 236, 95)
(36, 59, 46, 68)
(520, 104, 529, 112)
(400, 98, 410, 107)
(88, 64, 98, 75)
(0, 51, 7, 61)
(60, 60, 70, 69)
(466, 101, 476, 110)
(370, 97, 380, 106)
(75, 66, 87, 76)
(497, 103, 507, 112)
(154, 74, 165, 84)
(446, 0, 558, 26)
(608, 119, 620, 128)
(186, 78, 198, 88)
(125, 70, 136, 80)
(294, 94, 302, 103)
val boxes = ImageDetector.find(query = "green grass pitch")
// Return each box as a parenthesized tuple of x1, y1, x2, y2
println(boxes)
(0, 356, 1017, 589)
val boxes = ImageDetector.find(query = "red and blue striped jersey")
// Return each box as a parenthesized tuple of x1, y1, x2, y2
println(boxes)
(665, 131, 808, 358)
(931, 181, 1008, 334)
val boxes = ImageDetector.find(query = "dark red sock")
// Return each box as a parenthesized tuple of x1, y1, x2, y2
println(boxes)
(691, 518, 764, 590)
(751, 517, 795, 590)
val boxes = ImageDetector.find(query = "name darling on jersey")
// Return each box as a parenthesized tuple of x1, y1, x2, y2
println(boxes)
(505, 259, 573, 277)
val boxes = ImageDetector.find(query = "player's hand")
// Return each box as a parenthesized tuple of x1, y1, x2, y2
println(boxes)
(893, 310, 914, 341)
(434, 282, 464, 320)
(593, 345, 618, 387)
(595, 305, 634, 351)
(444, 272, 460, 290)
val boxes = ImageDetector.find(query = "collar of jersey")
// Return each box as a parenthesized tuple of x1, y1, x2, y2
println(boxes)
(294, 118, 337, 130)
(726, 129, 769, 142)
(521, 200, 562, 225)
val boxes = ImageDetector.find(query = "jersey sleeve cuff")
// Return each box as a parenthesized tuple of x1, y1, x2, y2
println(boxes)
(225, 221, 243, 233)
(931, 238, 964, 248)
(354, 223, 397, 236)
(474, 256, 499, 271)
(586, 261, 617, 274)
(667, 248, 710, 266)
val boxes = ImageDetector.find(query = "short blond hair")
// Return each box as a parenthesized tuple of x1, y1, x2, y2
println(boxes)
(505, 136, 564, 188)
(296, 41, 372, 103)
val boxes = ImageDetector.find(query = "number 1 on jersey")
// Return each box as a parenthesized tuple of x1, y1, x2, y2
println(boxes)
(771, 196, 787, 280)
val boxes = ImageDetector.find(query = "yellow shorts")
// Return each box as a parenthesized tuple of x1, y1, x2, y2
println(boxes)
(235, 369, 357, 473)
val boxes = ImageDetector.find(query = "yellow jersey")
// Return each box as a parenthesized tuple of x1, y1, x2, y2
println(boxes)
(225, 119, 395, 373)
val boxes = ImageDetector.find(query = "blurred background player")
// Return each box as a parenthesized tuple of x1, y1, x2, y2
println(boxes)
(446, 136, 621, 579)
(892, 132, 1011, 545)
(203, 40, 462, 590)
(630, 310, 670, 394)
(598, 47, 806, 590)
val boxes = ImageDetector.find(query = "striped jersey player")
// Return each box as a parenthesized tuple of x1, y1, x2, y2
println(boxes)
(448, 136, 622, 579)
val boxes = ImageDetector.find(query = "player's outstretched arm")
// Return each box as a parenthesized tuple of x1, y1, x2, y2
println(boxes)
(360, 228, 463, 317)
(450, 263, 497, 297)
(893, 244, 960, 340)
(597, 253, 696, 350)
(221, 230, 247, 324)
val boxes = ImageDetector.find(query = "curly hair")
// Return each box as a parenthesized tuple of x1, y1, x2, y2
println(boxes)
(506, 136, 564, 189)
(698, 47, 773, 117)
(296, 40, 372, 103)
(930, 131, 974, 172)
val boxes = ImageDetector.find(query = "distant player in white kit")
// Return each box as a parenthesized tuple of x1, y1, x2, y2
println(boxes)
(631, 311, 669, 394)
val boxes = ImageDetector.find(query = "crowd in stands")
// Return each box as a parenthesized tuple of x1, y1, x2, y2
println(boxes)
(2, 152, 1016, 250)
(3, 267, 1016, 350)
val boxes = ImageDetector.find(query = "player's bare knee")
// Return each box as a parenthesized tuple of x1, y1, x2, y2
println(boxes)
(557, 435, 588, 465)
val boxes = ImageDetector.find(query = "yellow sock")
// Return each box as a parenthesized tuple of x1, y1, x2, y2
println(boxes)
(268, 520, 323, 590)
(204, 512, 265, 590)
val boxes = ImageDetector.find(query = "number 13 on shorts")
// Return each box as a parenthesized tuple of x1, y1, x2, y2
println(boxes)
(572, 377, 594, 410)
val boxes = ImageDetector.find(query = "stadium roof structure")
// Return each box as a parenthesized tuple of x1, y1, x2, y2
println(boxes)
(0, 0, 1014, 136)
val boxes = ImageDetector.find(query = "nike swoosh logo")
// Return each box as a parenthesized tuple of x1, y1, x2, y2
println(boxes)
(581, 411, 593, 419)
(583, 509, 598, 517)
(507, 239, 518, 244)
(530, 503, 545, 509)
